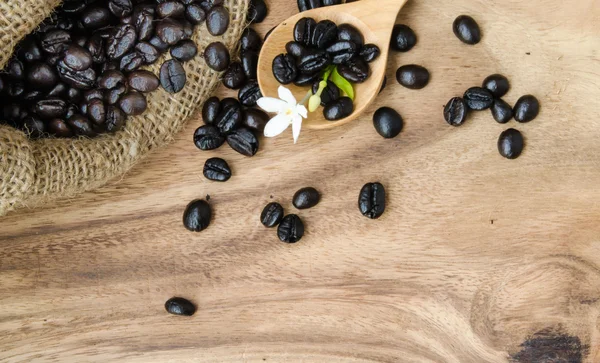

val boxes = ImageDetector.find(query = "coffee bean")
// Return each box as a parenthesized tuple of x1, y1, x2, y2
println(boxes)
(128, 70, 159, 93)
(157, 1, 185, 18)
(227, 128, 259, 156)
(241, 28, 263, 52)
(483, 74, 510, 98)
(312, 80, 340, 106)
(396, 64, 430, 90)
(80, 6, 111, 29)
(57, 61, 96, 90)
(241, 51, 259, 79)
(293, 187, 320, 209)
(183, 199, 212, 232)
(98, 70, 126, 90)
(337, 23, 363, 48)
(194, 125, 225, 150)
(359, 44, 380, 63)
(68, 87, 83, 103)
(48, 118, 73, 137)
(337, 57, 369, 83)
(87, 99, 107, 124)
(23, 90, 43, 102)
(67, 114, 96, 137)
(119, 51, 144, 72)
(294, 17, 317, 46)
(215, 99, 242, 134)
(27, 62, 58, 90)
(149, 36, 170, 53)
(119, 92, 147, 115)
(45, 54, 61, 67)
(84, 89, 104, 102)
(294, 72, 320, 87)
(238, 80, 262, 107)
(222, 62, 246, 89)
(297, 0, 322, 12)
(464, 87, 494, 110)
(135, 42, 160, 63)
(391, 24, 417, 52)
(373, 107, 403, 138)
(22, 116, 46, 138)
(444, 97, 468, 126)
(87, 35, 105, 64)
(170, 40, 198, 62)
(359, 182, 385, 219)
(203, 157, 232, 182)
(202, 97, 221, 125)
(63, 45, 93, 71)
(105, 84, 127, 105)
(41, 30, 71, 54)
(206, 6, 230, 36)
(278, 215, 304, 243)
(242, 108, 269, 132)
(312, 20, 338, 49)
(157, 18, 185, 45)
(35, 99, 67, 119)
(7, 82, 25, 97)
(105, 106, 126, 132)
(106, 25, 137, 60)
(181, 20, 194, 40)
(498, 128, 524, 159)
(260, 202, 284, 228)
(17, 38, 42, 63)
(324, 97, 353, 121)
(297, 49, 331, 75)
(513, 95, 539, 123)
(285, 41, 305, 58)
(135, 9, 155, 41)
(248, 0, 268, 23)
(160, 59, 187, 93)
(272, 54, 298, 85)
(453, 15, 481, 45)
(7, 59, 24, 80)
(165, 297, 196, 316)
(491, 99, 513, 124)
(109, 0, 133, 17)
(204, 42, 230, 72)
(325, 40, 358, 65)
(186, 4, 206, 24)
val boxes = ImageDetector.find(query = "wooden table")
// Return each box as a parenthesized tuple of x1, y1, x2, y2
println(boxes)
(1, 0, 599, 362)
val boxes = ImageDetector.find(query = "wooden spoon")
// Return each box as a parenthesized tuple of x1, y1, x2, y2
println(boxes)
(257, 0, 409, 130)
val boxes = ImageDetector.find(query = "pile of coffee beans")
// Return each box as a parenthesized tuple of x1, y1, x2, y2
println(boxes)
(0, 0, 235, 139)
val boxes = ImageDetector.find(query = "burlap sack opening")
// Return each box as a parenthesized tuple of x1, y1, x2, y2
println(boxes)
(0, 0, 250, 216)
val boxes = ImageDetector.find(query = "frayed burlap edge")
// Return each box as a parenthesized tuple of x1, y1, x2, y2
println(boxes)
(0, 0, 250, 216)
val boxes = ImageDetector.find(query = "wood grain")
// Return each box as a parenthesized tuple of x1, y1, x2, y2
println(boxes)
(1, 0, 600, 362)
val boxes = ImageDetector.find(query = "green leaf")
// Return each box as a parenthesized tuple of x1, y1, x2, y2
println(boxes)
(331, 67, 354, 100)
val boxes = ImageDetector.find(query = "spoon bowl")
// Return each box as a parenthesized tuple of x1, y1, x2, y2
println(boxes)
(257, 0, 408, 130)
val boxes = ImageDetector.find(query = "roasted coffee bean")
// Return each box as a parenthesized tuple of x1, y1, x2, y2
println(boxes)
(7, 59, 24, 80)
(186, 4, 206, 24)
(119, 51, 144, 72)
(63, 45, 93, 71)
(337, 23, 363, 48)
(105, 106, 126, 132)
(238, 80, 262, 107)
(297, 0, 322, 12)
(27, 62, 58, 90)
(227, 128, 259, 156)
(67, 114, 96, 137)
(312, 80, 340, 106)
(35, 99, 67, 119)
(396, 64, 430, 90)
(84, 89, 104, 102)
(81, 6, 111, 29)
(261, 202, 284, 228)
(149, 36, 170, 53)
(105, 84, 127, 105)
(157, 1, 185, 18)
(513, 95, 540, 123)
(41, 30, 71, 54)
(337, 57, 369, 83)
(294, 17, 317, 46)
(222, 62, 246, 89)
(498, 128, 524, 159)
(294, 72, 320, 86)
(87, 35, 105, 64)
(359, 182, 386, 219)
(491, 99, 513, 124)
(464, 87, 494, 110)
(127, 70, 159, 93)
(391, 24, 416, 52)
(23, 90, 43, 102)
(45, 54, 61, 67)
(7, 82, 25, 97)
(241, 50, 259, 79)
(183, 199, 212, 232)
(48, 118, 73, 137)
(121, 15, 134, 25)
(204, 42, 230, 71)
(483, 74, 510, 98)
(160, 59, 187, 93)
(444, 97, 468, 126)
(221, 97, 240, 110)
(453, 15, 481, 45)
(215, 99, 242, 134)
(248, 0, 268, 23)
(157, 18, 185, 45)
(278, 214, 304, 243)
(312, 20, 338, 49)
(242, 108, 269, 131)
(135, 42, 160, 64)
(165, 297, 196, 316)
(18, 38, 43, 63)
(171, 40, 198, 62)
(109, 0, 133, 17)
(194, 125, 225, 150)
(57, 61, 96, 89)
(202, 96, 221, 124)
(285, 41, 305, 58)
(22, 116, 46, 138)
(106, 25, 137, 60)
(297, 49, 330, 75)
(241, 28, 263, 52)
(181, 20, 194, 40)
(87, 99, 107, 124)
(68, 87, 83, 103)
(373, 107, 403, 138)
(324, 97, 353, 121)
(73, 103, 86, 118)
(325, 40, 358, 65)
(203, 157, 232, 182)
(360, 44, 380, 63)
(119, 92, 147, 115)
(293, 187, 320, 209)
(135, 9, 155, 41)
(99, 70, 126, 90)
(206, 6, 230, 36)
(272, 54, 298, 84)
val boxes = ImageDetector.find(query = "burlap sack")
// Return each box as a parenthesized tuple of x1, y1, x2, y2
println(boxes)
(0, 0, 250, 216)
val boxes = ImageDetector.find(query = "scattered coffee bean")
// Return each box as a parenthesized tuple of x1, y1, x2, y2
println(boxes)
(165, 297, 196, 316)
(463, 87, 494, 110)
(238, 80, 262, 107)
(498, 128, 524, 159)
(483, 74, 510, 98)
(206, 6, 230, 36)
(203, 157, 232, 182)
(241, 28, 263, 52)
(227, 128, 259, 156)
(391, 24, 417, 52)
(360, 44, 380, 63)
(248, 0, 268, 23)
(293, 187, 321, 209)
(513, 95, 540, 123)
(444, 97, 469, 126)
(241, 51, 259, 79)
(373, 107, 403, 138)
(186, 4, 206, 24)
(359, 182, 386, 219)
(170, 40, 198, 62)
(277, 214, 305, 243)
(222, 62, 246, 89)
(261, 202, 284, 228)
(396, 64, 430, 90)
(204, 42, 230, 71)
(194, 125, 225, 150)
(453, 15, 481, 45)
(242, 108, 269, 132)
(324, 97, 353, 121)
(214, 99, 242, 134)
(183, 199, 212, 232)
(202, 97, 221, 124)
(160, 59, 187, 93)
(491, 99, 513, 124)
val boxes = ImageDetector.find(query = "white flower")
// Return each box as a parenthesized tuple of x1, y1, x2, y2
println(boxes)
(257, 86, 308, 144)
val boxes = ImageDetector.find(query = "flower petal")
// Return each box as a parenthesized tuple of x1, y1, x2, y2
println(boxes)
(257, 97, 286, 113)
(296, 105, 308, 119)
(292, 115, 302, 144)
(278, 86, 297, 105)
(264, 114, 292, 138)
